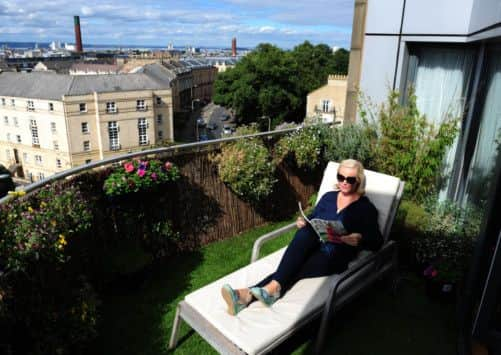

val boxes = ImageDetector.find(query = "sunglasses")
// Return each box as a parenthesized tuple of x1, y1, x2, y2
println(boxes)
(337, 173, 357, 185)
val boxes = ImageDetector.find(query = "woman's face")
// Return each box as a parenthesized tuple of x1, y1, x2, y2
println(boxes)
(337, 166, 359, 195)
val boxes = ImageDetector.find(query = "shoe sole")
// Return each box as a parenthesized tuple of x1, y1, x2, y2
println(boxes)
(221, 286, 237, 315)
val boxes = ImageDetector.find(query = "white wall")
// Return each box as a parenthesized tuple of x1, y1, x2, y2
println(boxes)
(469, 0, 501, 33)
(365, 0, 404, 34)
(403, 0, 474, 34)
(359, 36, 400, 105)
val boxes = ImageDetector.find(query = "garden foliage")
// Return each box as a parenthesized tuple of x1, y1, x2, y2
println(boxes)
(212, 124, 276, 202)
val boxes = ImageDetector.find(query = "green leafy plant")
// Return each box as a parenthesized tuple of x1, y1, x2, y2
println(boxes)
(103, 159, 180, 196)
(274, 123, 331, 170)
(212, 124, 276, 202)
(413, 199, 482, 283)
(323, 119, 378, 169)
(0, 184, 93, 272)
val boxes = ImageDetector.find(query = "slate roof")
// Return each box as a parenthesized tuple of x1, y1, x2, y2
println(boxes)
(0, 71, 171, 100)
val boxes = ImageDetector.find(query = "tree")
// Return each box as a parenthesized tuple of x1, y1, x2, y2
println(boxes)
(213, 42, 350, 128)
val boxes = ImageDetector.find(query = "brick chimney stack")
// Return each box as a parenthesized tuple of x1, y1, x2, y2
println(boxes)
(74, 16, 83, 52)
(231, 37, 237, 57)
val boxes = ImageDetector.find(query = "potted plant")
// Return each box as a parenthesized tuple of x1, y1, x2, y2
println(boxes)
(103, 159, 180, 201)
(413, 199, 482, 300)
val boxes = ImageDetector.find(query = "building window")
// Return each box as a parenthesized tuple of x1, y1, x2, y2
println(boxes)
(108, 121, 120, 150)
(5, 149, 10, 160)
(35, 155, 42, 165)
(138, 118, 148, 145)
(56, 159, 62, 168)
(22, 152, 28, 162)
(50, 122, 57, 134)
(27, 171, 33, 182)
(53, 141, 59, 151)
(322, 100, 330, 113)
(136, 99, 146, 111)
(1, 98, 5, 106)
(106, 102, 117, 113)
(10, 99, 15, 107)
(83, 140, 90, 151)
(157, 114, 163, 124)
(85, 159, 92, 164)
(6, 133, 11, 141)
(156, 96, 162, 105)
(27, 100, 35, 111)
(49, 102, 54, 111)
(158, 130, 163, 139)
(3, 116, 8, 125)
(37, 172, 45, 180)
(79, 103, 87, 112)
(30, 120, 40, 146)
(16, 135, 21, 143)
(81, 122, 89, 134)
(13, 117, 18, 127)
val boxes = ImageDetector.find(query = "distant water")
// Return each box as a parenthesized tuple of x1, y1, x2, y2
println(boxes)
(0, 41, 239, 51)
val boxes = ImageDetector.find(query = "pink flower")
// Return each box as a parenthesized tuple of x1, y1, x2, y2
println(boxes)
(165, 161, 173, 170)
(137, 169, 146, 177)
(431, 270, 438, 278)
(124, 162, 135, 173)
(151, 173, 158, 181)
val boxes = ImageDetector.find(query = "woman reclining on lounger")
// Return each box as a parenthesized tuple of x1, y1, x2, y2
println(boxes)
(221, 159, 383, 315)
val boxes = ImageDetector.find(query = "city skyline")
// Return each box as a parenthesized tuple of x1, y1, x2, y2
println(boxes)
(0, 0, 354, 49)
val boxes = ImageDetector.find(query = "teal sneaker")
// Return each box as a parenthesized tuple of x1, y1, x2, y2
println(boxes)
(250, 287, 280, 306)
(221, 284, 248, 315)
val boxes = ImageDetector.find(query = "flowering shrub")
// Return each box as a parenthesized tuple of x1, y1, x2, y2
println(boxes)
(103, 159, 180, 196)
(274, 123, 331, 170)
(413, 199, 482, 283)
(212, 125, 276, 202)
(0, 183, 93, 273)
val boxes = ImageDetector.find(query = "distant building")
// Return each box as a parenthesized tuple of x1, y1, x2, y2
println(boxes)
(0, 71, 173, 181)
(69, 63, 120, 75)
(306, 74, 347, 123)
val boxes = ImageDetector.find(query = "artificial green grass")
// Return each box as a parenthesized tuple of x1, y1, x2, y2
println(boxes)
(87, 220, 457, 355)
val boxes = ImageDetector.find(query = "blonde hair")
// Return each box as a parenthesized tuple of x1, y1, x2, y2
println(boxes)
(335, 159, 366, 195)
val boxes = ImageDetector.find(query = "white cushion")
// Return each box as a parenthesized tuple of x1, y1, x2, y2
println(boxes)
(185, 247, 372, 355)
(317, 162, 401, 239)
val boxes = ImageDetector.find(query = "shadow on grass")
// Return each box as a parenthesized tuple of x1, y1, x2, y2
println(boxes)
(270, 273, 457, 355)
(86, 251, 203, 355)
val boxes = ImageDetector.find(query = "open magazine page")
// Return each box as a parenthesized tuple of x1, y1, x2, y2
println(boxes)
(298, 202, 347, 243)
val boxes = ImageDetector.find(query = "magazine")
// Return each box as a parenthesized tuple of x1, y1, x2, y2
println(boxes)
(298, 202, 347, 244)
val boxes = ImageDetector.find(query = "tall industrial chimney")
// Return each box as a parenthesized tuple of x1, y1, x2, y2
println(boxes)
(74, 16, 83, 53)
(231, 37, 237, 57)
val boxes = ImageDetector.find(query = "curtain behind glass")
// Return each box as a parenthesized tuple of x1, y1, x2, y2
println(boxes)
(408, 46, 475, 199)
(464, 49, 501, 208)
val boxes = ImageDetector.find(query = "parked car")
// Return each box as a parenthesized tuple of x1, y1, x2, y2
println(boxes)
(199, 134, 209, 141)
(0, 164, 14, 198)
(222, 114, 231, 121)
(207, 123, 217, 130)
(222, 125, 233, 135)
(197, 118, 206, 126)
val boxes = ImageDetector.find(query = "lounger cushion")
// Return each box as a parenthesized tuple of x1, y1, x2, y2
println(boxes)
(184, 247, 373, 355)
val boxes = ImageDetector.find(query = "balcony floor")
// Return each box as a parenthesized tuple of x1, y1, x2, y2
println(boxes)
(85, 221, 456, 355)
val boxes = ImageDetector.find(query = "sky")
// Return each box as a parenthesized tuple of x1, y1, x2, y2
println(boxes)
(0, 0, 354, 49)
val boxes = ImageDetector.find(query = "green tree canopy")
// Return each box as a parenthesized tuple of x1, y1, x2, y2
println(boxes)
(213, 41, 349, 128)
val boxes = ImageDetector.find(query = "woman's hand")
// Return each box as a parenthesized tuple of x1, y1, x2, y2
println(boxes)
(340, 233, 362, 246)
(296, 216, 307, 228)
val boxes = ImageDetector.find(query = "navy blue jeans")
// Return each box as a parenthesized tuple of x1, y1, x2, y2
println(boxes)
(253, 225, 354, 295)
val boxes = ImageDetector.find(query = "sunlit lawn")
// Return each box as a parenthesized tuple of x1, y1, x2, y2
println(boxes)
(87, 220, 456, 355)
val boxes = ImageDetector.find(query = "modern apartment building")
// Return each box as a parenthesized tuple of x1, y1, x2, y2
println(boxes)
(306, 74, 347, 123)
(346, 1, 501, 352)
(0, 71, 173, 181)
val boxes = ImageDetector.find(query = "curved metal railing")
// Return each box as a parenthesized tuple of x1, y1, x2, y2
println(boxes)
(0, 126, 302, 205)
